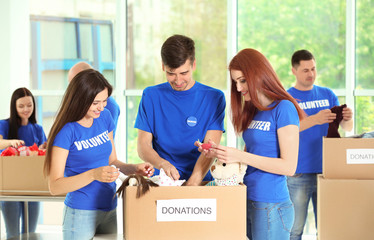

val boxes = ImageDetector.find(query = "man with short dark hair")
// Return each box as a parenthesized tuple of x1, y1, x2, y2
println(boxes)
(287, 49, 353, 240)
(135, 35, 225, 185)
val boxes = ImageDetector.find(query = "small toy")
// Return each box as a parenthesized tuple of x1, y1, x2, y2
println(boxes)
(209, 159, 247, 186)
(196, 139, 212, 150)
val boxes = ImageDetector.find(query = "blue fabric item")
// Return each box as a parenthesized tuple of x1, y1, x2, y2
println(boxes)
(362, 131, 374, 138)
(134, 82, 226, 181)
(0, 119, 47, 150)
(287, 173, 318, 240)
(287, 85, 339, 173)
(53, 109, 116, 211)
(105, 96, 120, 138)
(62, 206, 117, 240)
(242, 100, 299, 202)
(247, 199, 294, 240)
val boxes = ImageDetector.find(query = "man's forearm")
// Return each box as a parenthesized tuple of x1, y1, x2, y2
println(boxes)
(186, 155, 215, 186)
(340, 119, 353, 132)
(138, 145, 167, 169)
(186, 130, 223, 186)
(299, 115, 317, 132)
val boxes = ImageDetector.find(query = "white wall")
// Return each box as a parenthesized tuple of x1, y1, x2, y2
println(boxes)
(0, 0, 30, 119)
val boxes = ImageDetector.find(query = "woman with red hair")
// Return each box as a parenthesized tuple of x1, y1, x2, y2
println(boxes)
(199, 48, 304, 240)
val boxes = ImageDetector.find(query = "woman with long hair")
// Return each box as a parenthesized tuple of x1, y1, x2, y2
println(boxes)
(44, 69, 153, 239)
(0, 87, 47, 239)
(198, 48, 305, 240)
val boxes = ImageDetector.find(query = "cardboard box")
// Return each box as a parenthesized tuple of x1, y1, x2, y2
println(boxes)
(0, 156, 51, 195)
(323, 137, 374, 179)
(317, 175, 374, 240)
(123, 185, 246, 240)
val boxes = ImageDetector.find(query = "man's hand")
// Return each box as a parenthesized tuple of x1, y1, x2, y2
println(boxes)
(314, 109, 336, 125)
(342, 107, 353, 121)
(160, 161, 180, 180)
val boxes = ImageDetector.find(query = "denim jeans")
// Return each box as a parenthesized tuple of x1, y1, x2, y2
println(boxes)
(62, 205, 117, 240)
(0, 201, 40, 239)
(287, 173, 317, 240)
(247, 199, 294, 240)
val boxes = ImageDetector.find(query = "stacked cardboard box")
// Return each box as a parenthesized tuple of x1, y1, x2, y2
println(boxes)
(0, 156, 51, 196)
(122, 185, 246, 240)
(318, 138, 374, 240)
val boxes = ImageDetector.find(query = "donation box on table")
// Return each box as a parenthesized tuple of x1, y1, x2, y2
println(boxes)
(122, 185, 246, 240)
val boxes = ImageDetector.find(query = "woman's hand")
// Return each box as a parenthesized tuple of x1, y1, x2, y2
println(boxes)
(39, 142, 47, 150)
(93, 166, 120, 183)
(194, 140, 216, 158)
(8, 139, 24, 148)
(197, 140, 243, 164)
(135, 162, 155, 177)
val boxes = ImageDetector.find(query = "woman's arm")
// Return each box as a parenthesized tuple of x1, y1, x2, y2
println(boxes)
(0, 135, 24, 149)
(48, 146, 119, 195)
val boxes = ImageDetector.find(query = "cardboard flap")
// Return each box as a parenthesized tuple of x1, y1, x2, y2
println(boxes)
(323, 138, 374, 179)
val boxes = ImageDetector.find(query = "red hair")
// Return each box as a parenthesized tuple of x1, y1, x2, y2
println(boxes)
(229, 48, 305, 133)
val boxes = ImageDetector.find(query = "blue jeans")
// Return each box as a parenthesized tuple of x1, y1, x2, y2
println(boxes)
(287, 173, 317, 240)
(62, 205, 117, 240)
(247, 199, 294, 240)
(0, 201, 40, 239)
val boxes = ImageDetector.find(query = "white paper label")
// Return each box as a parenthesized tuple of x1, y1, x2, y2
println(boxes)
(156, 199, 216, 222)
(346, 149, 374, 164)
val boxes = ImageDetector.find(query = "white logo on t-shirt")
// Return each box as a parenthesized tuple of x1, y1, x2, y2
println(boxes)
(248, 120, 271, 131)
(298, 99, 330, 110)
(74, 130, 110, 151)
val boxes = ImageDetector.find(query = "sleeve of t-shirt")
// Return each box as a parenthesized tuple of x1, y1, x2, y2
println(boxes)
(105, 97, 120, 128)
(0, 120, 9, 138)
(276, 100, 300, 129)
(103, 108, 115, 134)
(208, 90, 226, 132)
(330, 89, 340, 107)
(134, 89, 152, 133)
(53, 124, 74, 150)
(36, 124, 47, 145)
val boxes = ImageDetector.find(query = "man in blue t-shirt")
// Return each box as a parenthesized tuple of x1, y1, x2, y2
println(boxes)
(68, 62, 120, 138)
(135, 35, 225, 186)
(287, 50, 353, 240)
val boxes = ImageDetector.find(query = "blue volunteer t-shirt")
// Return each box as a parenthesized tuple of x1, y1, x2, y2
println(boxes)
(135, 82, 226, 181)
(106, 96, 120, 138)
(0, 119, 47, 152)
(53, 109, 116, 211)
(288, 85, 339, 173)
(243, 100, 299, 202)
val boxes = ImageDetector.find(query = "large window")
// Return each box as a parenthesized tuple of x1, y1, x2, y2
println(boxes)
(238, 0, 346, 89)
(30, 15, 115, 135)
(356, 0, 374, 133)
